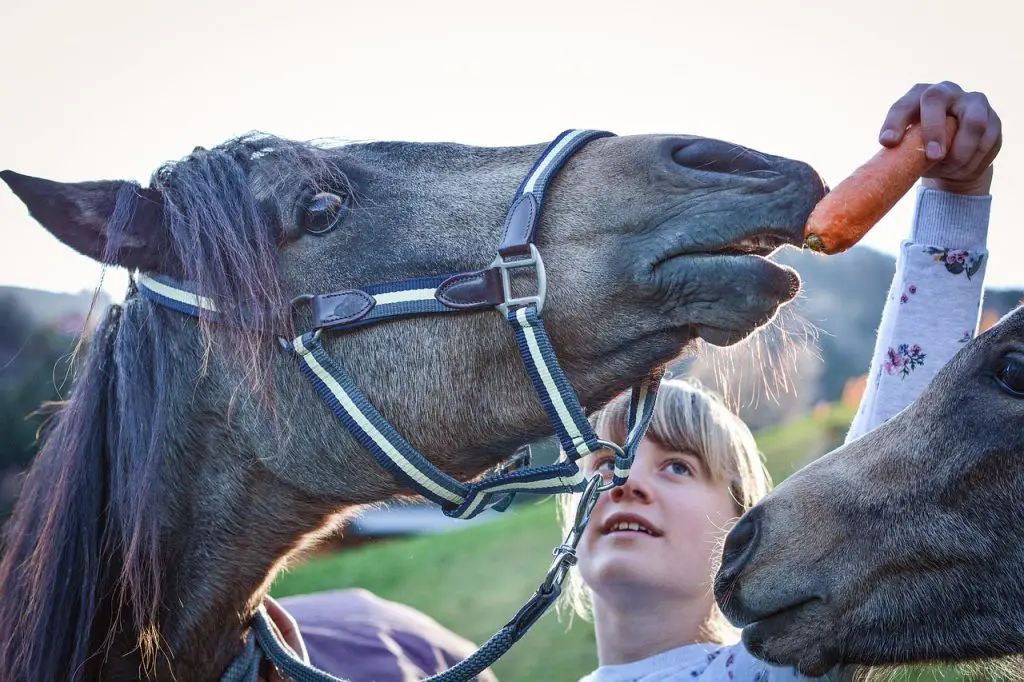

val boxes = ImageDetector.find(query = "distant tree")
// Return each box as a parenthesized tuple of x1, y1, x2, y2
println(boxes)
(0, 295, 76, 518)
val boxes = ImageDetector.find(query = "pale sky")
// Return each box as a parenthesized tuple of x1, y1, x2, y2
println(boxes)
(2, 0, 1021, 299)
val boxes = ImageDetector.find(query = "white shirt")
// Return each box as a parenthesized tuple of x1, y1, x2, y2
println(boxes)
(577, 641, 824, 681)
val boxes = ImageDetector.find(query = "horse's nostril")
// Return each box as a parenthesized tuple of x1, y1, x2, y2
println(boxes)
(670, 138, 776, 176)
(721, 506, 762, 577)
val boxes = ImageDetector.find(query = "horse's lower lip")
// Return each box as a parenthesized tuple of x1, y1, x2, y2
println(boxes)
(663, 251, 795, 272)
(743, 597, 817, 634)
(740, 598, 833, 677)
(694, 245, 787, 258)
(655, 253, 801, 344)
(696, 326, 736, 346)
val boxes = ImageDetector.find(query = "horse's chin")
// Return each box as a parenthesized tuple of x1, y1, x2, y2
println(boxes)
(739, 600, 842, 678)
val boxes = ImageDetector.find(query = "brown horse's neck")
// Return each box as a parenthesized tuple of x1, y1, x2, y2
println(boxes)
(95, 401, 350, 681)
(101, 471, 345, 681)
(85, 300, 601, 680)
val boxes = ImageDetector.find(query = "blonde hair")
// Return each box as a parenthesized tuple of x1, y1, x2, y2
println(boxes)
(555, 377, 772, 643)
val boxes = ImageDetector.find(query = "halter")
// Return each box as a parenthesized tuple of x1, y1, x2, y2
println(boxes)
(135, 129, 663, 682)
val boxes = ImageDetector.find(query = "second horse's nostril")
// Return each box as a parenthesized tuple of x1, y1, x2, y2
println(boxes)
(671, 138, 776, 176)
(721, 507, 761, 576)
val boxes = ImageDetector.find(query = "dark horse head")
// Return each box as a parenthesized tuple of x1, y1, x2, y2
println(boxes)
(0, 130, 824, 680)
(715, 306, 1024, 677)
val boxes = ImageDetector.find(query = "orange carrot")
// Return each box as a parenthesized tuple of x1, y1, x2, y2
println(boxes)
(804, 116, 958, 254)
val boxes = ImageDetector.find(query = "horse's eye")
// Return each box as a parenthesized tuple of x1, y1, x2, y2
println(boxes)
(994, 353, 1024, 398)
(303, 192, 347, 234)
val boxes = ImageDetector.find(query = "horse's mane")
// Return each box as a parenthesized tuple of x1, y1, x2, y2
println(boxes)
(0, 133, 343, 681)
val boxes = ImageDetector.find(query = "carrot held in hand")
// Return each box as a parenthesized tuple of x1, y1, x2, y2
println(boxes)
(804, 116, 958, 254)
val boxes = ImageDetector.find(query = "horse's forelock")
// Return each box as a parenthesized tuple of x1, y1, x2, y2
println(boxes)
(151, 139, 286, 390)
(118, 133, 349, 392)
(100, 136, 349, 666)
(105, 301, 173, 672)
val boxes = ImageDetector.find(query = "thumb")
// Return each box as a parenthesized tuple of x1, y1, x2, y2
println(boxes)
(263, 595, 309, 664)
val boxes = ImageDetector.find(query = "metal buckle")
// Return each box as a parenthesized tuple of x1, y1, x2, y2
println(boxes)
(490, 243, 547, 317)
(538, 473, 604, 595)
(488, 444, 533, 479)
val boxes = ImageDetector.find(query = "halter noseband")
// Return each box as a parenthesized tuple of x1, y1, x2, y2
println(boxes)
(136, 129, 663, 682)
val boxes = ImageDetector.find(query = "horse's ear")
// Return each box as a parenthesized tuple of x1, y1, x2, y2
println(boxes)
(1, 169, 174, 274)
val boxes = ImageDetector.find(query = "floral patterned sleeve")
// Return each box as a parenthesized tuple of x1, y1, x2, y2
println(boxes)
(845, 186, 992, 442)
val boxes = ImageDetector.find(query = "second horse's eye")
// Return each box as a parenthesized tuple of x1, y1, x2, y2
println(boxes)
(995, 353, 1024, 398)
(303, 192, 347, 234)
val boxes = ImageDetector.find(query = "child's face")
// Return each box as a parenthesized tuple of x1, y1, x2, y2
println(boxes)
(577, 435, 740, 608)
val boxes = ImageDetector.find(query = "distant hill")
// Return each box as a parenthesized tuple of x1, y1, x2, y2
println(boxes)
(0, 285, 111, 336)
(0, 286, 116, 509)
(779, 245, 1021, 398)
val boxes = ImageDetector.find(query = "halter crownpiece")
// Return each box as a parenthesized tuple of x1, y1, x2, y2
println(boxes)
(136, 129, 664, 682)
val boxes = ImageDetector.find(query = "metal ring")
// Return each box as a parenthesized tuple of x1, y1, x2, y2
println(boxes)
(593, 439, 627, 491)
(286, 294, 324, 337)
(289, 294, 315, 313)
(594, 438, 625, 459)
(276, 296, 319, 350)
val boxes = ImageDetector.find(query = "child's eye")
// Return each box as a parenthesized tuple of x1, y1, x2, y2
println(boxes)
(592, 457, 614, 478)
(665, 460, 692, 477)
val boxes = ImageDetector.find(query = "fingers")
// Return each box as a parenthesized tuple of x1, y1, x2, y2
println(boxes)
(974, 110, 1003, 171)
(880, 80, 1002, 193)
(942, 99, 999, 178)
(263, 595, 309, 664)
(879, 83, 929, 146)
(918, 81, 964, 161)
(944, 92, 990, 167)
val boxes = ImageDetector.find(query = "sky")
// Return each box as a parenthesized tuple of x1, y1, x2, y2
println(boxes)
(1, 0, 1021, 300)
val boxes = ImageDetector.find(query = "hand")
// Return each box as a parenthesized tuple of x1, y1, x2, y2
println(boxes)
(878, 81, 1002, 196)
(260, 595, 309, 682)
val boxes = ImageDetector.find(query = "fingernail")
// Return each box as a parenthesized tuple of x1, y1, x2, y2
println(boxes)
(880, 130, 897, 144)
(926, 141, 943, 160)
